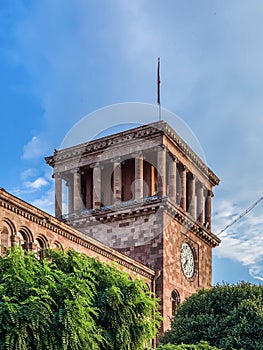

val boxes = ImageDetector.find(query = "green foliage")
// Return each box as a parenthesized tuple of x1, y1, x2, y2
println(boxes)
(0, 248, 160, 350)
(156, 340, 223, 349)
(88, 259, 160, 350)
(161, 282, 263, 350)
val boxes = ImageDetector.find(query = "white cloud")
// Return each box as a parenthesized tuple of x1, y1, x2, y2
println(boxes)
(21, 168, 37, 180)
(21, 136, 48, 160)
(214, 198, 263, 281)
(31, 188, 54, 215)
(11, 172, 51, 198)
(249, 265, 263, 282)
(11, 187, 24, 197)
(24, 177, 49, 190)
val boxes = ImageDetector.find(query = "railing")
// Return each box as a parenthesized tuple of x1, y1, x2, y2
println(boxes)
(61, 194, 160, 220)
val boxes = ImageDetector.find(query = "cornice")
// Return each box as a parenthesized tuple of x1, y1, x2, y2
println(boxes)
(0, 189, 154, 279)
(64, 196, 220, 248)
(45, 123, 161, 167)
(163, 197, 221, 247)
(64, 199, 161, 226)
(160, 122, 220, 186)
(45, 120, 219, 187)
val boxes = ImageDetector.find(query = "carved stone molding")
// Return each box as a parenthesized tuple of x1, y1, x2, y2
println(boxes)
(0, 189, 154, 280)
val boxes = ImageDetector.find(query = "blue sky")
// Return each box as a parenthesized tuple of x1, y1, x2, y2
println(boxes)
(1, 0, 263, 284)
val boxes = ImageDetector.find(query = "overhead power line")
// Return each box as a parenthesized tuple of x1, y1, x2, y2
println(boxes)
(217, 195, 263, 236)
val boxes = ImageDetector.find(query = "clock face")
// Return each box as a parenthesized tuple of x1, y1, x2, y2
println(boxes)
(181, 243, 195, 279)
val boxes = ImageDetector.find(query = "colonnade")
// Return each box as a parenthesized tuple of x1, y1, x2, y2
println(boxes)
(54, 148, 213, 229)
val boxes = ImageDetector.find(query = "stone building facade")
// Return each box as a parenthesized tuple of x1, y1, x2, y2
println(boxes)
(46, 120, 221, 332)
(0, 188, 154, 282)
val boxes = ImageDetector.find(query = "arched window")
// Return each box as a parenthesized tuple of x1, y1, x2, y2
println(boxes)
(51, 241, 63, 251)
(1, 218, 15, 252)
(171, 289, 180, 316)
(143, 282, 151, 293)
(34, 236, 47, 259)
(0, 227, 9, 255)
(17, 231, 29, 252)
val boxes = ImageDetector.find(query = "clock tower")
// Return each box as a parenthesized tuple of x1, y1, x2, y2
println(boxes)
(46, 120, 220, 333)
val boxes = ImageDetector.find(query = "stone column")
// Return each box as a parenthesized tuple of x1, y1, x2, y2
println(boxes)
(150, 165, 155, 196)
(11, 235, 20, 248)
(113, 158, 122, 205)
(157, 146, 167, 198)
(29, 241, 38, 252)
(205, 190, 213, 230)
(188, 174, 196, 218)
(168, 156, 177, 203)
(54, 174, 62, 218)
(0, 227, 9, 254)
(86, 168, 93, 210)
(196, 182, 204, 224)
(73, 169, 82, 212)
(66, 180, 73, 214)
(179, 164, 186, 211)
(93, 165, 101, 210)
(135, 154, 144, 202)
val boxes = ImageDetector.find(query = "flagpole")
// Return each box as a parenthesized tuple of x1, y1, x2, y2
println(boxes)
(157, 57, 161, 121)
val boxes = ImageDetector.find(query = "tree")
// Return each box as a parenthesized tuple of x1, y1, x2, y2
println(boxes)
(156, 341, 223, 349)
(160, 282, 263, 350)
(48, 249, 160, 350)
(0, 248, 160, 350)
